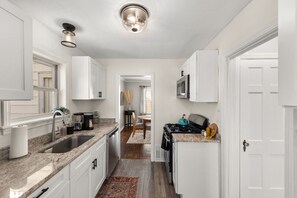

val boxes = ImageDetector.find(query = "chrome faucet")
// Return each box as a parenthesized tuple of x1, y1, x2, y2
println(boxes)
(51, 110, 64, 142)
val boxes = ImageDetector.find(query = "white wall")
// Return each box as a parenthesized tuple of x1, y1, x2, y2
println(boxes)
(203, 0, 277, 128)
(246, 37, 278, 54)
(205, 0, 277, 54)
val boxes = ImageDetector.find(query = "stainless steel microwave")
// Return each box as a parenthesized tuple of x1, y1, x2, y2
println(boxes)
(177, 74, 190, 99)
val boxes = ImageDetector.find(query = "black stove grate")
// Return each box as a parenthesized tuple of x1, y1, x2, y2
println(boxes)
(164, 123, 202, 134)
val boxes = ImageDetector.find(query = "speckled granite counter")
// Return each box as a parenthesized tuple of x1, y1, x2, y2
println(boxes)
(0, 122, 118, 198)
(172, 133, 221, 143)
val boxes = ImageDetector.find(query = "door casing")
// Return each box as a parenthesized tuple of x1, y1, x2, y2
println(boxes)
(222, 28, 278, 198)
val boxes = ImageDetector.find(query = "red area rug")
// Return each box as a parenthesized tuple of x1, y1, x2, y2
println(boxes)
(96, 176, 138, 198)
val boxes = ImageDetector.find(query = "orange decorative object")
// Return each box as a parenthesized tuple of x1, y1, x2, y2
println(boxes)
(206, 127, 211, 137)
(206, 123, 218, 139)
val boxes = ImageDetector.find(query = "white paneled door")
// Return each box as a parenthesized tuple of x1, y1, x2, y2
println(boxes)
(240, 58, 284, 198)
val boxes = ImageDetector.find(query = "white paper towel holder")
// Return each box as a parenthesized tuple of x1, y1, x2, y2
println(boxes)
(9, 125, 28, 159)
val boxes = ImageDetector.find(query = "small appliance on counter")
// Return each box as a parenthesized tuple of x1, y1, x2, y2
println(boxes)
(73, 113, 84, 131)
(82, 112, 94, 130)
(93, 111, 100, 124)
(178, 114, 188, 125)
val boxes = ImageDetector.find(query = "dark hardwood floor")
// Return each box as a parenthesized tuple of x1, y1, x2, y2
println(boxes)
(102, 127, 177, 197)
(121, 126, 151, 159)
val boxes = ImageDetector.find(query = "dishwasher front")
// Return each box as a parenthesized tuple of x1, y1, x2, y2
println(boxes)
(106, 127, 119, 178)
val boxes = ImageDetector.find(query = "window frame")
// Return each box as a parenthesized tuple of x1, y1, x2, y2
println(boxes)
(3, 56, 60, 126)
(142, 86, 151, 115)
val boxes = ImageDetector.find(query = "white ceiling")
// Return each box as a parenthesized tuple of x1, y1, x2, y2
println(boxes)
(10, 0, 252, 58)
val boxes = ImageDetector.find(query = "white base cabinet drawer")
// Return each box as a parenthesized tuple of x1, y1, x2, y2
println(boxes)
(28, 166, 69, 198)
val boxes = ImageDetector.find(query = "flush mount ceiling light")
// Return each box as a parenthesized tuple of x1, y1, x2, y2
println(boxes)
(120, 4, 149, 33)
(61, 23, 76, 48)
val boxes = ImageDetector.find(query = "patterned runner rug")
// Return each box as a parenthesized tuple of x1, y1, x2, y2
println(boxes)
(96, 176, 138, 198)
(127, 130, 151, 144)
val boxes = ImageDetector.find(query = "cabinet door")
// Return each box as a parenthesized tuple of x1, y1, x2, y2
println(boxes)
(180, 59, 190, 77)
(72, 56, 106, 100)
(70, 167, 91, 198)
(72, 56, 90, 100)
(70, 149, 92, 198)
(91, 137, 106, 197)
(90, 60, 98, 99)
(172, 142, 179, 193)
(97, 65, 106, 99)
(188, 50, 218, 102)
(0, 0, 32, 100)
(189, 52, 197, 102)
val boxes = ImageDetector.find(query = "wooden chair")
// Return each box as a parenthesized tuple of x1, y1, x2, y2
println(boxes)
(132, 112, 144, 137)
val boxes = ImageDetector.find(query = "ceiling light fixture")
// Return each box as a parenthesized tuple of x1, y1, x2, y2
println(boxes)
(61, 23, 76, 48)
(120, 4, 149, 33)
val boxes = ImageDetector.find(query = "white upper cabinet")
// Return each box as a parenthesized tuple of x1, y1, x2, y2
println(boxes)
(189, 50, 218, 102)
(0, 0, 32, 100)
(278, 0, 297, 106)
(97, 64, 106, 99)
(72, 56, 106, 100)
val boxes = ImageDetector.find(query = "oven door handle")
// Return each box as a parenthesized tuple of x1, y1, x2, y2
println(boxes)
(164, 135, 170, 142)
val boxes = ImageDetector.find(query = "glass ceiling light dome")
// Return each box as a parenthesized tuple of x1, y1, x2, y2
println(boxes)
(120, 4, 149, 33)
(61, 23, 76, 48)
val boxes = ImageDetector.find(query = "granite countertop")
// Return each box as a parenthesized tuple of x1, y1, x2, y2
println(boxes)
(0, 122, 118, 198)
(172, 133, 221, 143)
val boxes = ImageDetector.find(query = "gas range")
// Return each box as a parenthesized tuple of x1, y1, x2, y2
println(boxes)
(161, 114, 209, 184)
(164, 123, 202, 134)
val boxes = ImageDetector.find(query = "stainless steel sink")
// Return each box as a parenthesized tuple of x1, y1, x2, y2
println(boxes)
(40, 135, 95, 153)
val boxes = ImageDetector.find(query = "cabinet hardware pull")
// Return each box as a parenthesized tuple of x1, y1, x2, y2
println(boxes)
(98, 92, 102, 98)
(94, 158, 97, 168)
(92, 159, 98, 169)
(34, 187, 49, 198)
(92, 159, 96, 169)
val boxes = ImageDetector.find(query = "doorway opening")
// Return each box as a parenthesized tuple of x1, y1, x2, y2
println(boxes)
(226, 36, 284, 198)
(116, 75, 154, 160)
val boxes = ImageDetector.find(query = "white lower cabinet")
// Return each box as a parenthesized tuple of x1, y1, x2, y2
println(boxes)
(28, 166, 69, 198)
(29, 136, 107, 198)
(172, 142, 178, 193)
(172, 142, 220, 198)
(70, 136, 107, 198)
(70, 148, 92, 198)
(91, 136, 106, 197)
